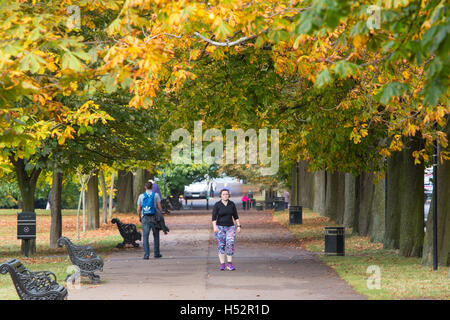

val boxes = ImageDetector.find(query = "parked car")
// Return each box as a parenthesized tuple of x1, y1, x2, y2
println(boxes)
(184, 181, 209, 200)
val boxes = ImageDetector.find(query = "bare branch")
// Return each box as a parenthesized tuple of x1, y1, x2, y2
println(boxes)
(193, 29, 269, 47)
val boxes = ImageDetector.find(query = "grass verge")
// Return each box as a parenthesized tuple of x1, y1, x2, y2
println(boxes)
(0, 210, 140, 300)
(273, 208, 449, 300)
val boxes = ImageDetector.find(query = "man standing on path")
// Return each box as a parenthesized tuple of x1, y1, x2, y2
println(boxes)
(138, 181, 163, 259)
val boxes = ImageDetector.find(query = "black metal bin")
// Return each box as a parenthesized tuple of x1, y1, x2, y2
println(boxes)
(324, 226, 345, 256)
(289, 206, 303, 224)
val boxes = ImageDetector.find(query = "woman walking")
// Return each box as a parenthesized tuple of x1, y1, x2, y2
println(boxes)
(212, 189, 241, 271)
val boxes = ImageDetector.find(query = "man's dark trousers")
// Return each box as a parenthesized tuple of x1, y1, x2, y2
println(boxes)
(142, 215, 160, 257)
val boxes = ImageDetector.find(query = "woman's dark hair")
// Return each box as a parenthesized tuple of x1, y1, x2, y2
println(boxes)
(220, 188, 230, 196)
(145, 181, 153, 190)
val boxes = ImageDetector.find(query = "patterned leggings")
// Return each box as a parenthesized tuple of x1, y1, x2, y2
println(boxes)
(215, 225, 236, 256)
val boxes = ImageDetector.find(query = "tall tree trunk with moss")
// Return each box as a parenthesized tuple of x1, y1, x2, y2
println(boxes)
(303, 167, 315, 209)
(383, 151, 403, 249)
(116, 170, 135, 213)
(50, 166, 63, 249)
(290, 162, 299, 206)
(87, 171, 100, 230)
(369, 176, 385, 243)
(399, 138, 424, 257)
(324, 171, 345, 223)
(344, 173, 356, 229)
(312, 170, 326, 214)
(298, 161, 308, 207)
(357, 172, 374, 236)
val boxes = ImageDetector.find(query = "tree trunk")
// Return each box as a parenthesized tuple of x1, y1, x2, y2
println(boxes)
(324, 171, 345, 223)
(422, 122, 450, 266)
(422, 148, 450, 266)
(383, 151, 403, 249)
(353, 175, 361, 234)
(324, 171, 336, 219)
(304, 167, 315, 209)
(335, 172, 346, 225)
(10, 157, 40, 255)
(369, 177, 385, 243)
(357, 172, 374, 236)
(290, 162, 298, 206)
(50, 167, 63, 249)
(399, 138, 424, 257)
(298, 161, 307, 207)
(87, 171, 100, 230)
(99, 170, 108, 224)
(312, 170, 326, 214)
(133, 169, 152, 208)
(298, 161, 316, 209)
(343, 173, 356, 229)
(292, 162, 300, 206)
(116, 170, 135, 213)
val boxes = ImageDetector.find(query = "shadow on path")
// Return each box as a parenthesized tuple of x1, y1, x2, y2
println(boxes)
(68, 210, 365, 300)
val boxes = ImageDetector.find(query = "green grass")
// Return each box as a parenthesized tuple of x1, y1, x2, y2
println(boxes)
(273, 209, 450, 300)
(0, 209, 79, 216)
(0, 237, 118, 300)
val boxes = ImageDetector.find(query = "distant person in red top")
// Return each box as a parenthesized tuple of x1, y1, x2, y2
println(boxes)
(241, 194, 249, 210)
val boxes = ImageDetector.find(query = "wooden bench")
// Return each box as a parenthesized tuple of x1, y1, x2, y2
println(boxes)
(0, 258, 67, 300)
(58, 236, 103, 284)
(111, 218, 141, 248)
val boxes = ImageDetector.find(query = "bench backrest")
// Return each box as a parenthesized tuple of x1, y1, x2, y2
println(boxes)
(2, 259, 27, 274)
(0, 258, 66, 300)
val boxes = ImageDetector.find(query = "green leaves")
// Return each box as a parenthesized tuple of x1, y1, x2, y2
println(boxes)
(268, 29, 290, 43)
(215, 20, 233, 40)
(315, 69, 332, 88)
(334, 61, 358, 79)
(101, 73, 117, 94)
(295, 14, 312, 35)
(62, 50, 91, 72)
(18, 51, 47, 74)
(378, 82, 408, 105)
(423, 78, 447, 106)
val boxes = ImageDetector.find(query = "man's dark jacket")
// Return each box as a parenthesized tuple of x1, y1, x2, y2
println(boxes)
(154, 208, 170, 234)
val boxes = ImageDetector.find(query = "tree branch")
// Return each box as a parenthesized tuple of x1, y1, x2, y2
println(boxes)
(192, 29, 269, 47)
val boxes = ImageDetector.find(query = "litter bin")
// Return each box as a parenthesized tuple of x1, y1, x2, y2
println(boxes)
(17, 212, 36, 257)
(256, 202, 263, 211)
(289, 206, 302, 224)
(324, 227, 345, 256)
(274, 197, 285, 211)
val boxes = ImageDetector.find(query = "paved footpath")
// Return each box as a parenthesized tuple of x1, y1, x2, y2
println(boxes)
(69, 210, 365, 300)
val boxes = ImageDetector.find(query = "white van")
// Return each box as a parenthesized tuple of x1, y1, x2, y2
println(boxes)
(184, 181, 210, 200)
